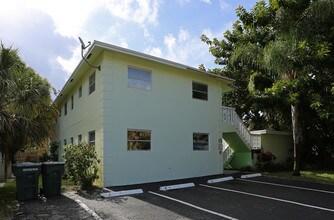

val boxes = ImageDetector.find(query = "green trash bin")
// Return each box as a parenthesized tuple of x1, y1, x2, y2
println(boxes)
(41, 162, 65, 197)
(12, 163, 41, 202)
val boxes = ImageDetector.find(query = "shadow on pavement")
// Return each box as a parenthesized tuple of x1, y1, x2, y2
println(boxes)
(11, 194, 94, 220)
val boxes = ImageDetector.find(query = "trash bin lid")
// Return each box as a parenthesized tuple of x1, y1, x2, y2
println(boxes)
(42, 162, 65, 165)
(12, 162, 41, 167)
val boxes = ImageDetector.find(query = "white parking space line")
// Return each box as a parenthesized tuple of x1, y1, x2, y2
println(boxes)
(75, 199, 103, 220)
(199, 184, 334, 213)
(237, 178, 334, 194)
(148, 191, 238, 220)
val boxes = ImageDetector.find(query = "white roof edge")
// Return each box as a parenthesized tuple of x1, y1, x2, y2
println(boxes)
(250, 129, 291, 136)
(55, 40, 235, 103)
(94, 40, 235, 84)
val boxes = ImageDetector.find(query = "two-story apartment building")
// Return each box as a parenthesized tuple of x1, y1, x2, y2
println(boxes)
(54, 41, 238, 187)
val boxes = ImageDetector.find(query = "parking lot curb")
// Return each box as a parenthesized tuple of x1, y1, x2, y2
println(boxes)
(101, 188, 144, 198)
(159, 182, 195, 191)
(240, 173, 262, 179)
(207, 176, 234, 183)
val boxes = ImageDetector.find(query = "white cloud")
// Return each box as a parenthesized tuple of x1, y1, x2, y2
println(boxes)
(119, 38, 129, 48)
(144, 28, 218, 69)
(219, 0, 229, 10)
(56, 46, 82, 76)
(178, 28, 190, 42)
(28, 0, 99, 38)
(201, 0, 212, 4)
(178, 0, 191, 5)
(164, 34, 176, 49)
(103, 0, 160, 26)
(145, 47, 163, 57)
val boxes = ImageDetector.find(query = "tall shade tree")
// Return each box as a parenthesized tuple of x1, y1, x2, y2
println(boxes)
(202, 0, 334, 175)
(0, 43, 58, 177)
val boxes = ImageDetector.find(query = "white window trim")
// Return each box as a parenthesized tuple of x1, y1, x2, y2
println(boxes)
(193, 132, 210, 151)
(127, 66, 152, 91)
(88, 130, 96, 146)
(89, 71, 96, 95)
(192, 81, 208, 101)
(127, 129, 152, 151)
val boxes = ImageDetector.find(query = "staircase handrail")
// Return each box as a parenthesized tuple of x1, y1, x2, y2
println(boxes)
(222, 106, 252, 150)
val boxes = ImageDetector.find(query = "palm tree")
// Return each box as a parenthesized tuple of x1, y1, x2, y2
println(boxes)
(0, 43, 58, 178)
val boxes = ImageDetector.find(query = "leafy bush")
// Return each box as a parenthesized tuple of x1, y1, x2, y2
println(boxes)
(257, 151, 276, 163)
(256, 151, 277, 172)
(39, 141, 59, 162)
(63, 142, 100, 189)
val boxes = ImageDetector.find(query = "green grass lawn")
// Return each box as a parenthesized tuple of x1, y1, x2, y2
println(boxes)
(267, 170, 334, 185)
(0, 180, 17, 219)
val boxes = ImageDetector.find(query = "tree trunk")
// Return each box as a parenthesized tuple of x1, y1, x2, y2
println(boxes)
(291, 104, 301, 176)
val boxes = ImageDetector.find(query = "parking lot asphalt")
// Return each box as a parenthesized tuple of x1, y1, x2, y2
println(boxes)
(107, 174, 334, 220)
(10, 173, 334, 220)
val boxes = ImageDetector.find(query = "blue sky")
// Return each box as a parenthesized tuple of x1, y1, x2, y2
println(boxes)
(0, 0, 259, 92)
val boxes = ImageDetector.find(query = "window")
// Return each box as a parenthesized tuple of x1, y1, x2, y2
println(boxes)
(193, 133, 209, 151)
(128, 67, 152, 90)
(78, 134, 82, 143)
(59, 108, 61, 117)
(127, 130, 151, 150)
(64, 102, 67, 115)
(89, 72, 95, 95)
(70, 137, 73, 145)
(79, 85, 82, 98)
(64, 139, 67, 146)
(192, 82, 208, 101)
(71, 95, 74, 110)
(89, 131, 95, 146)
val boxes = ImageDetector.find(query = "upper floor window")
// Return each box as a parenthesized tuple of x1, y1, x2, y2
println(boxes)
(78, 134, 82, 143)
(71, 95, 74, 110)
(89, 130, 95, 147)
(79, 86, 82, 98)
(89, 72, 95, 95)
(128, 67, 152, 91)
(192, 82, 208, 101)
(64, 102, 67, 115)
(70, 137, 74, 145)
(63, 139, 67, 146)
(127, 129, 151, 151)
(193, 133, 209, 151)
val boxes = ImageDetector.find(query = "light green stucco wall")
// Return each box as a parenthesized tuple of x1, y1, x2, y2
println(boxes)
(260, 134, 292, 164)
(56, 49, 232, 187)
(56, 57, 105, 186)
(102, 51, 226, 186)
(230, 152, 252, 169)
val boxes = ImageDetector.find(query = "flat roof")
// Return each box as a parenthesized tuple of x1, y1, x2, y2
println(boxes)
(250, 129, 291, 136)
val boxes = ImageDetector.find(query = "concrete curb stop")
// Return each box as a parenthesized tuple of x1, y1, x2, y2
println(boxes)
(159, 182, 195, 191)
(101, 188, 144, 198)
(207, 176, 234, 183)
(240, 173, 262, 179)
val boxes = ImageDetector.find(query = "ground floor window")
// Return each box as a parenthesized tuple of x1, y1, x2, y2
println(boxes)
(193, 133, 209, 151)
(89, 131, 95, 146)
(78, 134, 82, 143)
(127, 129, 151, 151)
